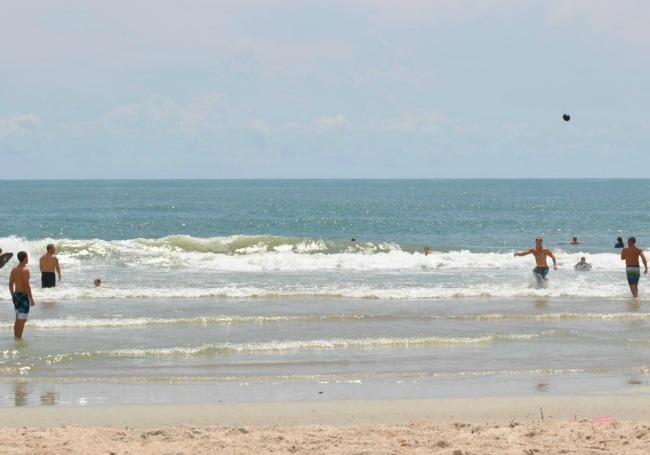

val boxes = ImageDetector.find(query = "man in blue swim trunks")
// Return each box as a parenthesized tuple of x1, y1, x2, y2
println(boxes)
(8, 251, 35, 339)
(621, 236, 648, 298)
(514, 237, 558, 285)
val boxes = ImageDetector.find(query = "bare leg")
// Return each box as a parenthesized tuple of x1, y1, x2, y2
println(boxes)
(630, 285, 639, 298)
(14, 316, 26, 339)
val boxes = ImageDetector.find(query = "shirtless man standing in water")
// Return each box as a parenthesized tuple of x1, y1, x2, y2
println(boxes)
(39, 244, 61, 288)
(9, 251, 35, 338)
(621, 236, 648, 298)
(514, 237, 558, 284)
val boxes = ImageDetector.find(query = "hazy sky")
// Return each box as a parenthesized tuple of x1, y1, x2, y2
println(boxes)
(1, 0, 649, 178)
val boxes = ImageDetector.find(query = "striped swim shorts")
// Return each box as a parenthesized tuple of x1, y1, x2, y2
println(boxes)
(626, 266, 641, 285)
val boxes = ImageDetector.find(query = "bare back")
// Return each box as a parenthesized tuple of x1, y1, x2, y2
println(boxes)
(40, 253, 58, 273)
(9, 265, 31, 293)
(621, 245, 646, 267)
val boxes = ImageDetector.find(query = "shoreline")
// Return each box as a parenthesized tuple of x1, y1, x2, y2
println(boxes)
(3, 394, 650, 429)
(1, 370, 646, 408)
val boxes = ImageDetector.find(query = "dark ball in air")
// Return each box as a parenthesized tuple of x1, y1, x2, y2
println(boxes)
(563, 114, 571, 122)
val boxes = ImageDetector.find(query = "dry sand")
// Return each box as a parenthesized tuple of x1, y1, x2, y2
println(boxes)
(2, 395, 650, 454)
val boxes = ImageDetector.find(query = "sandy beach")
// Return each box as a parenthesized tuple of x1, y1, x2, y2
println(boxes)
(2, 395, 650, 454)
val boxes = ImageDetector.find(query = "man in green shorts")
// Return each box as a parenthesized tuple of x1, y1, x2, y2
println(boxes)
(621, 236, 648, 298)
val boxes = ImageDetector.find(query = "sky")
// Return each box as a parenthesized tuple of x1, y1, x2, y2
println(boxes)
(1, 0, 649, 179)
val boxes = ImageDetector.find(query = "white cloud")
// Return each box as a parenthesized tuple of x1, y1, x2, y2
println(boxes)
(98, 94, 227, 133)
(0, 114, 42, 139)
(98, 97, 178, 136)
(178, 93, 228, 131)
(281, 110, 471, 134)
(79, 94, 272, 140)
(247, 119, 270, 135)
(281, 115, 351, 132)
(312, 115, 351, 131)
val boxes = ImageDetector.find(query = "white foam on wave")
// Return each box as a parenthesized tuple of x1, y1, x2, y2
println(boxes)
(68, 246, 632, 273)
(0, 235, 638, 301)
(1, 235, 631, 271)
(7, 277, 628, 301)
(108, 335, 500, 358)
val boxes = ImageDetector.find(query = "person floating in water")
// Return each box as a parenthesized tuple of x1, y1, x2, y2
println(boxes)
(574, 257, 592, 271)
(615, 237, 624, 248)
(620, 236, 648, 298)
(569, 236, 581, 245)
(423, 246, 430, 256)
(514, 237, 558, 284)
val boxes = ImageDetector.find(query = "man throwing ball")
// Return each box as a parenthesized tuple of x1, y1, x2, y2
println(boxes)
(514, 237, 558, 285)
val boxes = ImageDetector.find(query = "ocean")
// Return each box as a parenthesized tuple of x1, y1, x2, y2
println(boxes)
(1, 179, 649, 407)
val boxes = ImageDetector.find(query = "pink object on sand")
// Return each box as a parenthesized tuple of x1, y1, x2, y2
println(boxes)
(591, 417, 616, 424)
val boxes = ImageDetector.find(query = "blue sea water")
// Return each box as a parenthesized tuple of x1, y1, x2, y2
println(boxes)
(1, 179, 649, 407)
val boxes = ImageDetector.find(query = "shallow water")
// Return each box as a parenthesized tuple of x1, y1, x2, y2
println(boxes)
(1, 295, 649, 406)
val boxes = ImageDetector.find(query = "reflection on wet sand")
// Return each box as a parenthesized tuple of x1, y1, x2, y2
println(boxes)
(10, 383, 59, 407)
(40, 390, 59, 406)
(13, 383, 29, 407)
